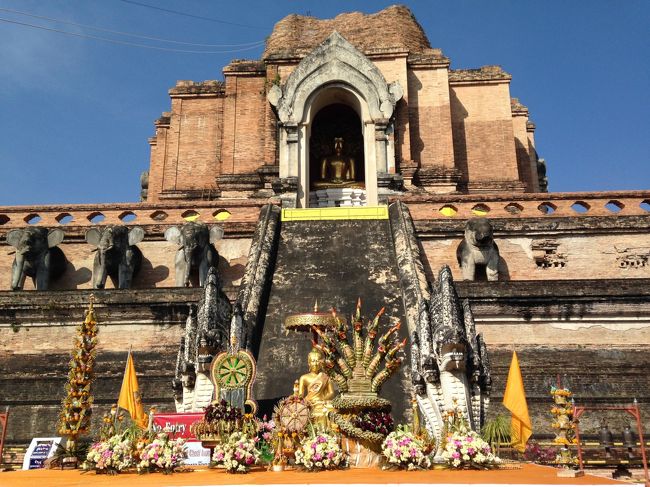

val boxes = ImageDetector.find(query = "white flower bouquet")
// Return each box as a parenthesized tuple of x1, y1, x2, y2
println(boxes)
(381, 429, 431, 470)
(294, 433, 346, 471)
(441, 430, 498, 469)
(212, 432, 260, 473)
(137, 432, 187, 473)
(85, 434, 134, 473)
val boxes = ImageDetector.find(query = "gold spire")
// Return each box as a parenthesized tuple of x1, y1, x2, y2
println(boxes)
(84, 293, 96, 324)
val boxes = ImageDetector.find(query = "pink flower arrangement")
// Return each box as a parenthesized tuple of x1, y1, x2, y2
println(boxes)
(294, 433, 345, 471)
(381, 429, 431, 470)
(212, 432, 260, 473)
(441, 430, 497, 468)
(137, 433, 186, 473)
(85, 434, 133, 473)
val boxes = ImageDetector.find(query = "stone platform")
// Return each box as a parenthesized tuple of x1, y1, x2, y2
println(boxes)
(0, 463, 626, 486)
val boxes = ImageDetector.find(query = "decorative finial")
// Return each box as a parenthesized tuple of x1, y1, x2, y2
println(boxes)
(85, 293, 96, 323)
(314, 299, 319, 312)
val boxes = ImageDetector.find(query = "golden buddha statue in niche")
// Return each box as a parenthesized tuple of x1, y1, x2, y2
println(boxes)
(313, 137, 364, 189)
(297, 347, 336, 429)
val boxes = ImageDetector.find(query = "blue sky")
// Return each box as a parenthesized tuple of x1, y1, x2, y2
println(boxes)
(0, 0, 648, 205)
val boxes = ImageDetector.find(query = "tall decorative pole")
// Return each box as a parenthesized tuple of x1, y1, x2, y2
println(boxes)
(58, 295, 98, 456)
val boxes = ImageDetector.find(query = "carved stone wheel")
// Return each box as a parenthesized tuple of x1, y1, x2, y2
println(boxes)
(275, 398, 311, 434)
(215, 353, 252, 390)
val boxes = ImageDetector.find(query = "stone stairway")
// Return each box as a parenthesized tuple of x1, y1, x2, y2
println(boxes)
(242, 206, 410, 420)
(2, 445, 26, 469)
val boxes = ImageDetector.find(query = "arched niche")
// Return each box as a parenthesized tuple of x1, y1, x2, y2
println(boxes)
(309, 103, 364, 191)
(268, 32, 403, 207)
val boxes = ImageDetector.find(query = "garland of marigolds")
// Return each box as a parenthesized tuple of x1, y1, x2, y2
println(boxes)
(58, 295, 98, 450)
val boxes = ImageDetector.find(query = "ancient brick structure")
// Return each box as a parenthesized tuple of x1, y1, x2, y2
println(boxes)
(145, 5, 539, 206)
(1, 6, 649, 446)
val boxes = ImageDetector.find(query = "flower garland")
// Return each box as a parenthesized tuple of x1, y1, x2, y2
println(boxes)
(294, 433, 346, 471)
(441, 430, 497, 469)
(381, 429, 431, 470)
(212, 432, 260, 473)
(137, 433, 187, 474)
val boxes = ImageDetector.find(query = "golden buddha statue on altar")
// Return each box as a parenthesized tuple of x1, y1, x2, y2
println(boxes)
(297, 347, 336, 429)
(313, 137, 364, 189)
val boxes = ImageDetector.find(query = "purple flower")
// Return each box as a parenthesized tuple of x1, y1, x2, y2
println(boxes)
(452, 452, 461, 459)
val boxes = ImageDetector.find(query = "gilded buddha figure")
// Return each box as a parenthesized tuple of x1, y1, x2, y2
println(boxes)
(298, 348, 336, 428)
(314, 137, 363, 189)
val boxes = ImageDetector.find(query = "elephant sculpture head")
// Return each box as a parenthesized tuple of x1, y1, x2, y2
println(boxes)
(6, 227, 66, 290)
(164, 222, 224, 287)
(85, 225, 145, 289)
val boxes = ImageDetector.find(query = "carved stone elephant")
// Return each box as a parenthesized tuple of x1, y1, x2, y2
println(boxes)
(456, 217, 500, 281)
(6, 227, 66, 290)
(164, 222, 224, 287)
(85, 225, 144, 289)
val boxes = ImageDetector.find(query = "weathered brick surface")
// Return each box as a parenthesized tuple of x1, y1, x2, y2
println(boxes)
(263, 6, 430, 60)
(417, 218, 650, 281)
(451, 82, 521, 190)
(220, 72, 268, 175)
(407, 66, 454, 168)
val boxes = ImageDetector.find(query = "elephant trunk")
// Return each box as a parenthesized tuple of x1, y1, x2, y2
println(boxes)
(182, 245, 195, 287)
(11, 251, 25, 290)
(93, 251, 108, 289)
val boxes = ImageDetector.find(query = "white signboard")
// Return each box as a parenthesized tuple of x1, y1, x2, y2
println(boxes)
(183, 441, 211, 466)
(22, 437, 61, 470)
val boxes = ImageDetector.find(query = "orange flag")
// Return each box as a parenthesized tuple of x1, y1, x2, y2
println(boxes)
(503, 351, 532, 452)
(117, 350, 148, 429)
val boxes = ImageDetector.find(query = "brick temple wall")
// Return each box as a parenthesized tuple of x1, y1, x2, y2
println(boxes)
(1, 281, 648, 443)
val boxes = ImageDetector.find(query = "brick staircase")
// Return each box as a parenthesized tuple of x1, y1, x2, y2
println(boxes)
(2, 444, 26, 470)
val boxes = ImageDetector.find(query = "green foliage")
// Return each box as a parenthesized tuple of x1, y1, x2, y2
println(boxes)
(50, 440, 90, 466)
(481, 415, 512, 451)
(257, 440, 274, 465)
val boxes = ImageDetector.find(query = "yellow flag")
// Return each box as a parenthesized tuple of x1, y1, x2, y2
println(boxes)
(117, 351, 148, 429)
(503, 351, 532, 452)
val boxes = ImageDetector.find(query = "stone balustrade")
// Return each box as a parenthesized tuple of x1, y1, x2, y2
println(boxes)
(0, 191, 648, 232)
(0, 200, 268, 230)
(397, 190, 650, 220)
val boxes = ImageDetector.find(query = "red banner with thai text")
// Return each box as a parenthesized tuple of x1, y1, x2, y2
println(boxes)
(151, 412, 203, 440)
